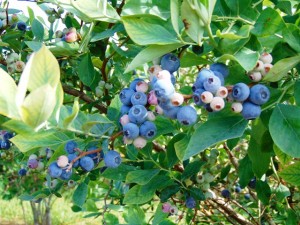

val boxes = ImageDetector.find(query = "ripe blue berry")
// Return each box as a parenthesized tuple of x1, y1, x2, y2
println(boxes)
(68, 153, 79, 168)
(3, 132, 13, 140)
(193, 88, 205, 106)
(234, 186, 242, 193)
(79, 156, 95, 171)
(60, 169, 72, 180)
(210, 62, 229, 78)
(123, 122, 139, 139)
(177, 106, 197, 126)
(160, 53, 180, 73)
(193, 69, 214, 91)
(65, 140, 77, 154)
(163, 106, 181, 119)
(131, 91, 147, 105)
(248, 177, 256, 189)
(203, 75, 221, 94)
(185, 196, 196, 209)
(139, 121, 157, 139)
(212, 71, 225, 86)
(241, 101, 261, 120)
(129, 78, 144, 91)
(244, 193, 251, 200)
(153, 80, 175, 98)
(121, 105, 131, 115)
(48, 162, 63, 178)
(17, 21, 27, 31)
(232, 83, 250, 101)
(249, 84, 270, 105)
(18, 168, 27, 176)
(0, 140, 10, 149)
(128, 105, 148, 124)
(221, 189, 231, 198)
(192, 45, 204, 55)
(104, 150, 122, 168)
(119, 88, 135, 106)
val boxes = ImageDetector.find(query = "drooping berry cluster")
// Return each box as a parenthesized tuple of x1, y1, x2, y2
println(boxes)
(55, 27, 78, 43)
(119, 78, 157, 149)
(192, 63, 229, 112)
(0, 130, 13, 150)
(6, 52, 25, 74)
(149, 54, 198, 126)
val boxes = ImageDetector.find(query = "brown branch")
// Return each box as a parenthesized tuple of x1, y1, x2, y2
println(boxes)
(116, 0, 126, 15)
(223, 143, 238, 170)
(183, 94, 193, 100)
(62, 84, 107, 113)
(209, 199, 254, 225)
(152, 142, 166, 152)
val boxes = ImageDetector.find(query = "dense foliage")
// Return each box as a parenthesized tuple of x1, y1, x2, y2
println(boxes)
(0, 0, 300, 224)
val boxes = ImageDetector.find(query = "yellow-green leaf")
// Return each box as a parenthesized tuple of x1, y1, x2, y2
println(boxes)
(63, 98, 79, 128)
(20, 84, 56, 129)
(0, 68, 20, 119)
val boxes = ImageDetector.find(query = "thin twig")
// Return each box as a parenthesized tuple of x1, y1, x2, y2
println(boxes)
(223, 143, 238, 170)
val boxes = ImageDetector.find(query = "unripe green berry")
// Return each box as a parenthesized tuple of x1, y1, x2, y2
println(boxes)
(48, 15, 56, 23)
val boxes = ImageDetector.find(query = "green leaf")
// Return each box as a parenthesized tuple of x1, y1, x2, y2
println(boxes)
(217, 25, 252, 40)
(126, 169, 160, 185)
(277, 1, 292, 15)
(10, 130, 74, 153)
(183, 116, 248, 160)
(78, 53, 96, 87)
(155, 116, 176, 137)
(294, 80, 300, 106)
(153, 203, 168, 225)
(31, 19, 44, 41)
(63, 98, 79, 128)
(73, 182, 88, 207)
(189, 187, 205, 201)
(170, 0, 181, 35)
(125, 43, 184, 73)
(180, 51, 211, 67)
(20, 84, 56, 129)
(90, 24, 124, 42)
(220, 165, 231, 180)
(159, 185, 180, 202)
(251, 7, 285, 37)
(25, 41, 43, 51)
(123, 185, 155, 205)
(175, 134, 190, 161)
(273, 144, 292, 165)
(53, 0, 120, 23)
(248, 119, 272, 178)
(269, 104, 300, 158)
(48, 41, 80, 57)
(279, 161, 300, 186)
(126, 206, 146, 225)
(255, 180, 271, 205)
(122, 17, 178, 45)
(122, 0, 170, 20)
(181, 0, 205, 45)
(2, 120, 35, 134)
(217, 47, 260, 71)
(181, 160, 205, 181)
(274, 184, 290, 202)
(238, 155, 254, 188)
(224, 0, 252, 15)
(101, 164, 137, 181)
(0, 68, 20, 119)
(283, 24, 300, 53)
(104, 213, 119, 225)
(166, 133, 186, 168)
(263, 55, 300, 82)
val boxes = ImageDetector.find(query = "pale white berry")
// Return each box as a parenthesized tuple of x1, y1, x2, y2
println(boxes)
(202, 182, 210, 191)
(120, 114, 130, 126)
(156, 70, 171, 81)
(148, 65, 162, 77)
(29, 154, 38, 160)
(133, 136, 147, 149)
(203, 173, 214, 183)
(201, 91, 214, 103)
(169, 205, 178, 215)
(170, 92, 184, 106)
(136, 81, 149, 93)
(248, 71, 262, 82)
(263, 63, 273, 75)
(260, 52, 273, 64)
(37, 161, 44, 171)
(216, 86, 228, 98)
(210, 97, 225, 111)
(147, 111, 156, 121)
(155, 105, 164, 115)
(123, 136, 133, 145)
(50, 179, 58, 189)
(68, 180, 77, 188)
(204, 189, 216, 199)
(57, 155, 69, 168)
(231, 102, 243, 113)
(253, 60, 264, 72)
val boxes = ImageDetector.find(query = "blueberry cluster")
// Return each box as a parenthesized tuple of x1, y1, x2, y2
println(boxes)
(150, 54, 198, 126)
(95, 80, 113, 98)
(229, 83, 270, 120)
(45, 6, 64, 24)
(0, 13, 25, 30)
(192, 63, 229, 112)
(119, 78, 157, 149)
(55, 27, 78, 43)
(6, 52, 26, 74)
(0, 130, 13, 150)
(247, 53, 273, 82)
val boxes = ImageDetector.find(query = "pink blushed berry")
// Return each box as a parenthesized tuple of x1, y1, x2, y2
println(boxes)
(148, 90, 158, 105)
(248, 71, 262, 82)
(231, 102, 243, 113)
(15, 61, 25, 72)
(65, 32, 78, 43)
(201, 91, 214, 104)
(210, 97, 225, 111)
(253, 60, 264, 72)
(57, 155, 69, 168)
(162, 202, 171, 213)
(170, 93, 184, 106)
(147, 111, 156, 121)
(133, 136, 147, 149)
(120, 114, 130, 126)
(136, 81, 149, 93)
(260, 52, 273, 64)
(148, 65, 162, 78)
(216, 86, 228, 98)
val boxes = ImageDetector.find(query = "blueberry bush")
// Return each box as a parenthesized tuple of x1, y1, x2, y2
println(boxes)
(0, 0, 300, 224)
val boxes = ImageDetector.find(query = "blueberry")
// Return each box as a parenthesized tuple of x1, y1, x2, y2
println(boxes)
(27, 159, 39, 169)
(128, 105, 148, 124)
(170, 73, 176, 85)
(244, 193, 251, 200)
(232, 83, 250, 102)
(17, 21, 27, 31)
(160, 53, 180, 73)
(79, 156, 95, 171)
(65, 140, 77, 154)
(18, 168, 27, 176)
(241, 101, 261, 120)
(234, 186, 242, 193)
(153, 80, 175, 98)
(119, 88, 135, 106)
(158, 97, 173, 111)
(221, 189, 231, 198)
(104, 150, 122, 168)
(123, 122, 139, 139)
(192, 45, 204, 55)
(60, 169, 72, 180)
(48, 162, 63, 178)
(248, 177, 256, 189)
(0, 140, 10, 149)
(129, 78, 144, 91)
(131, 91, 147, 105)
(163, 106, 181, 119)
(210, 63, 229, 78)
(249, 84, 270, 105)
(212, 71, 225, 86)
(204, 103, 213, 112)
(177, 106, 197, 126)
(193, 88, 205, 106)
(68, 153, 79, 168)
(193, 69, 214, 91)
(121, 105, 131, 115)
(185, 196, 196, 209)
(87, 146, 101, 164)
(139, 121, 157, 139)
(3, 132, 13, 140)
